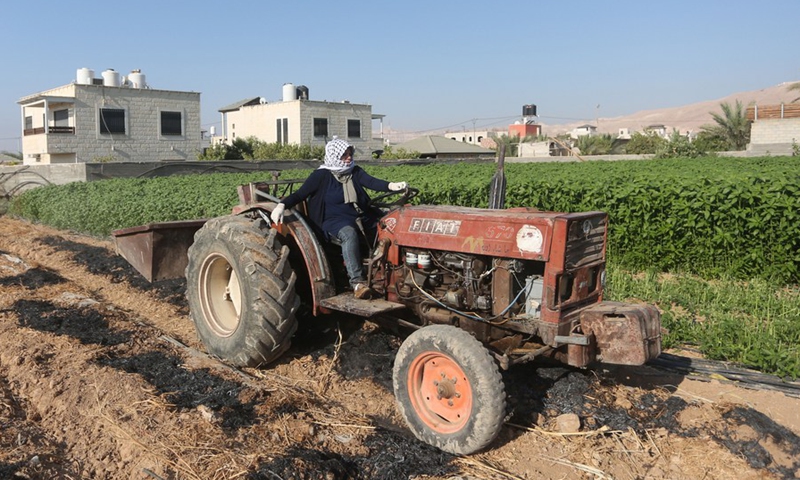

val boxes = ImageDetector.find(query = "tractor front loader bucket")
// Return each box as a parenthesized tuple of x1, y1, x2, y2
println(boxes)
(112, 219, 208, 282)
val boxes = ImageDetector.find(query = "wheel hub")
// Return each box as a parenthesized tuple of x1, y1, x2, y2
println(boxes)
(408, 351, 472, 433)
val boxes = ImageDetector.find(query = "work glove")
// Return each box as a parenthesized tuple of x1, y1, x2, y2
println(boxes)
(388, 181, 407, 191)
(270, 203, 286, 224)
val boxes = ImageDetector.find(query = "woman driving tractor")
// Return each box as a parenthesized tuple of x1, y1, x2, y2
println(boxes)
(270, 137, 407, 299)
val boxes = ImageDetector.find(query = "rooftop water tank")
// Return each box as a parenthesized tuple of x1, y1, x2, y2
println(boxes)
(523, 104, 537, 117)
(102, 69, 121, 87)
(128, 70, 147, 88)
(282, 83, 296, 102)
(76, 67, 94, 85)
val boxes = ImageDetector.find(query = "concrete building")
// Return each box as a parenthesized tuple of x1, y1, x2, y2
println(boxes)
(18, 68, 201, 165)
(215, 84, 385, 157)
(508, 122, 542, 140)
(746, 103, 800, 156)
(444, 129, 497, 146)
(570, 124, 597, 138)
(643, 124, 669, 138)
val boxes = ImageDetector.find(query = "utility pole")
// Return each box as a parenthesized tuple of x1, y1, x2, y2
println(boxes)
(472, 118, 477, 145)
(596, 104, 600, 129)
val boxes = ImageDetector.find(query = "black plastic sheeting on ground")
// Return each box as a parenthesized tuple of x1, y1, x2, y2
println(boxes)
(650, 353, 800, 397)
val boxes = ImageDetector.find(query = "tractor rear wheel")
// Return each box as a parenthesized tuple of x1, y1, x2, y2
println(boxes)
(392, 325, 506, 455)
(186, 215, 299, 367)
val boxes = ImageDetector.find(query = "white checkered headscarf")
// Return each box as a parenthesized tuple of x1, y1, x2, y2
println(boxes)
(319, 138, 355, 173)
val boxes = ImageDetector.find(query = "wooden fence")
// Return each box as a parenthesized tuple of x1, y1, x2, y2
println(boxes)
(746, 103, 800, 121)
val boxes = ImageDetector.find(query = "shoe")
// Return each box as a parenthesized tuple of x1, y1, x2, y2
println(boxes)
(353, 283, 371, 300)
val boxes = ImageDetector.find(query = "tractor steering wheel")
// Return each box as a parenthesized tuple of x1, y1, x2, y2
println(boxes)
(370, 187, 419, 210)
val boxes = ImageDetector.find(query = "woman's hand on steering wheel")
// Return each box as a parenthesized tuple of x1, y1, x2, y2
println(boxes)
(370, 186, 419, 209)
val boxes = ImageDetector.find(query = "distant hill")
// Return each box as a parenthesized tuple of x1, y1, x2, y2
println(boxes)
(383, 81, 800, 143)
(545, 81, 800, 136)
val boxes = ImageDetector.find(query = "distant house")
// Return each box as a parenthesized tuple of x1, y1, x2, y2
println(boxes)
(18, 68, 201, 165)
(444, 129, 494, 146)
(570, 124, 597, 138)
(393, 135, 495, 159)
(745, 103, 800, 156)
(644, 124, 669, 138)
(216, 84, 385, 157)
(509, 121, 542, 140)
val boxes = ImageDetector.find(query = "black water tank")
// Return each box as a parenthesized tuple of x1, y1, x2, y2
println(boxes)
(296, 85, 309, 100)
(523, 104, 537, 116)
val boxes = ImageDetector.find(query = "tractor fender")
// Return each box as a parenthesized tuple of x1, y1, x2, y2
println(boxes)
(231, 202, 336, 315)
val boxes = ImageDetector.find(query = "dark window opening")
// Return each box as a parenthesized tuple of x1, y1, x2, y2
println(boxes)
(276, 118, 288, 144)
(161, 111, 182, 136)
(25, 116, 33, 130)
(99, 108, 125, 134)
(313, 118, 328, 137)
(347, 119, 361, 138)
(53, 109, 69, 127)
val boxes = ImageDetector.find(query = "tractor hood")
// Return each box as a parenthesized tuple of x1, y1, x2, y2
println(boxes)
(381, 205, 607, 263)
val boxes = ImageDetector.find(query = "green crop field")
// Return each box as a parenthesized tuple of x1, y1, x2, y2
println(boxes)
(9, 156, 800, 378)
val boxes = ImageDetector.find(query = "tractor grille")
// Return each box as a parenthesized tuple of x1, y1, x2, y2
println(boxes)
(564, 215, 606, 269)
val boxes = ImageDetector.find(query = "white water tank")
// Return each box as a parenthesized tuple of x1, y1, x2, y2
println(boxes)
(76, 68, 94, 85)
(102, 69, 121, 87)
(128, 70, 147, 88)
(282, 83, 296, 101)
(209, 126, 216, 136)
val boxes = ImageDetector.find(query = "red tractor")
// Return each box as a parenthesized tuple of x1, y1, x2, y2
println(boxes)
(113, 169, 661, 455)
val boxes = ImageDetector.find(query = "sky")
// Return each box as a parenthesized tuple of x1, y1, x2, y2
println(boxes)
(1, 0, 799, 153)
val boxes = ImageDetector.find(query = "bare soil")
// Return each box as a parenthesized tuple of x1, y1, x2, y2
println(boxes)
(1, 216, 799, 480)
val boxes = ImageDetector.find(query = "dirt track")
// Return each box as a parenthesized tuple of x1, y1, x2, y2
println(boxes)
(1, 216, 800, 480)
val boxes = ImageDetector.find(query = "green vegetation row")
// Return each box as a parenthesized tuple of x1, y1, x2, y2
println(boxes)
(607, 266, 800, 380)
(10, 156, 799, 284)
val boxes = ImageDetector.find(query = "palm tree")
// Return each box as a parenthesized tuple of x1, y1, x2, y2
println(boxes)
(699, 101, 751, 151)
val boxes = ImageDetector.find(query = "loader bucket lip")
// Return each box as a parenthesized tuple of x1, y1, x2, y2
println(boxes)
(112, 219, 208, 282)
(112, 219, 210, 236)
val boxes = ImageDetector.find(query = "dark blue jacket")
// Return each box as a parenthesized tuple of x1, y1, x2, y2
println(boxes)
(281, 166, 390, 239)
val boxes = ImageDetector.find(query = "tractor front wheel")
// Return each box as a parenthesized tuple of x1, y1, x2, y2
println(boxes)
(392, 325, 506, 455)
(186, 215, 299, 367)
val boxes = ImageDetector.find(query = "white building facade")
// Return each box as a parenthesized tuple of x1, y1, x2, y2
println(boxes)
(18, 69, 201, 165)
(217, 84, 384, 157)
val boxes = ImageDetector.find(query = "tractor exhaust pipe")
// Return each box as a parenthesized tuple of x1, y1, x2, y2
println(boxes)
(488, 144, 506, 209)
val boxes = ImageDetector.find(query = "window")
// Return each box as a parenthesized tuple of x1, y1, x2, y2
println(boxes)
(347, 119, 361, 138)
(25, 116, 32, 130)
(161, 111, 182, 136)
(53, 109, 69, 127)
(313, 118, 328, 137)
(276, 118, 288, 144)
(99, 108, 125, 134)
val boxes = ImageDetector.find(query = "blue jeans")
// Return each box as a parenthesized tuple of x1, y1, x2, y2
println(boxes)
(335, 225, 365, 287)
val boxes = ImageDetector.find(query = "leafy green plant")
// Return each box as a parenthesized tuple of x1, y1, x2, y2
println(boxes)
(698, 100, 752, 151)
(625, 132, 666, 154)
(575, 134, 614, 155)
(654, 131, 707, 158)
(373, 145, 421, 160)
(9, 156, 800, 284)
(607, 265, 800, 379)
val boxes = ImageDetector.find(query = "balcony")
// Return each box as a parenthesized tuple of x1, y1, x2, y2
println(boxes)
(24, 126, 75, 136)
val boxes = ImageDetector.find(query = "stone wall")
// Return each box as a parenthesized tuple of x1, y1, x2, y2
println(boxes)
(0, 163, 87, 196)
(747, 118, 800, 155)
